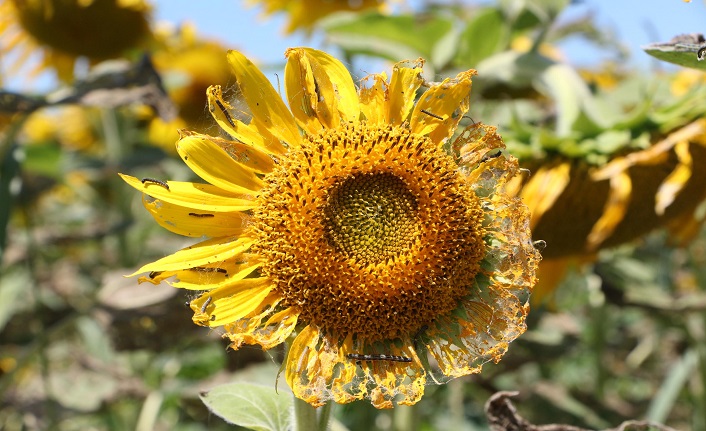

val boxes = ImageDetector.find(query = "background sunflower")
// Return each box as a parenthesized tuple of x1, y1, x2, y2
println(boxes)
(0, 0, 153, 82)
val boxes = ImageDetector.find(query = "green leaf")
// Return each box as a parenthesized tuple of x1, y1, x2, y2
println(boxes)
(454, 8, 508, 67)
(588, 130, 633, 155)
(538, 64, 614, 136)
(200, 382, 293, 431)
(475, 50, 554, 90)
(322, 12, 454, 68)
(430, 24, 460, 71)
(500, 0, 569, 28)
(643, 34, 706, 71)
(499, 0, 539, 27)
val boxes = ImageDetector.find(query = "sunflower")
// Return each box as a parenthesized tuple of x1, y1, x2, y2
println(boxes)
(250, 0, 389, 33)
(0, 0, 152, 82)
(145, 23, 233, 150)
(121, 48, 540, 408)
(502, 69, 706, 304)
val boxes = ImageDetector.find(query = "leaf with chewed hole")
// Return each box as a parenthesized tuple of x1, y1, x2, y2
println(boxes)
(200, 382, 292, 431)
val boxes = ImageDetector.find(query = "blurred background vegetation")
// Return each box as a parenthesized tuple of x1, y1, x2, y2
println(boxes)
(2, 0, 706, 430)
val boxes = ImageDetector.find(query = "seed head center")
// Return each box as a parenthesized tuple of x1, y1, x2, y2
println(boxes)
(252, 122, 488, 339)
(324, 173, 419, 264)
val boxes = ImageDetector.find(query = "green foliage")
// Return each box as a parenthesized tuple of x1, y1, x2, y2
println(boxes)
(322, 12, 455, 73)
(454, 8, 509, 67)
(200, 383, 292, 431)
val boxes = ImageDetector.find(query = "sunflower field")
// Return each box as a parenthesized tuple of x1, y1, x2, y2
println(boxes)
(2, 1, 706, 430)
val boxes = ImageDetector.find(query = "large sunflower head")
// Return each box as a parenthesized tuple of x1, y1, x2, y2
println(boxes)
(0, 0, 152, 81)
(122, 48, 540, 408)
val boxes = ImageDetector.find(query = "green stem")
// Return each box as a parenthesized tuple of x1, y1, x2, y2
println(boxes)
(317, 401, 333, 431)
(393, 405, 415, 431)
(293, 395, 319, 431)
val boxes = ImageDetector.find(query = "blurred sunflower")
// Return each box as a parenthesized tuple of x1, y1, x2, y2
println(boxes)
(145, 23, 232, 150)
(122, 48, 539, 408)
(251, 0, 390, 33)
(503, 68, 706, 303)
(19, 106, 100, 151)
(0, 0, 152, 82)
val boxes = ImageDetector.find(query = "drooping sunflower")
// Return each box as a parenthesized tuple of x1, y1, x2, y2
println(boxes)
(501, 67, 706, 304)
(121, 48, 540, 408)
(0, 0, 152, 82)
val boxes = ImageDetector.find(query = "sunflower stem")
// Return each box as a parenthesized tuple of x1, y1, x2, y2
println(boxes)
(317, 401, 333, 431)
(393, 405, 416, 431)
(293, 394, 319, 431)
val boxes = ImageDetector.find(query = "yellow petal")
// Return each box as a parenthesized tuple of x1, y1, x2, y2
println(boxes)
(284, 50, 324, 134)
(387, 59, 424, 125)
(586, 170, 632, 251)
(331, 334, 366, 404)
(172, 260, 262, 290)
(421, 296, 525, 382)
(591, 119, 706, 181)
(129, 236, 253, 275)
(357, 342, 426, 408)
(286, 325, 328, 407)
(227, 50, 302, 147)
(288, 47, 360, 124)
(532, 256, 594, 306)
(225, 306, 299, 350)
(176, 133, 264, 194)
(207, 85, 287, 156)
(410, 69, 476, 144)
(120, 174, 255, 212)
(456, 123, 506, 166)
(519, 163, 571, 229)
(181, 130, 275, 174)
(191, 277, 274, 327)
(224, 293, 282, 345)
(667, 209, 706, 247)
(655, 140, 692, 216)
(359, 73, 388, 125)
(143, 196, 248, 238)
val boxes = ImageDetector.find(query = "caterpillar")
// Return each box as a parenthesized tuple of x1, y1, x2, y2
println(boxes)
(346, 353, 412, 363)
(200, 296, 213, 314)
(188, 213, 215, 218)
(189, 267, 228, 275)
(141, 177, 170, 190)
(420, 109, 444, 120)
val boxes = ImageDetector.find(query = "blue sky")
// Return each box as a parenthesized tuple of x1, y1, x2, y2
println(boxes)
(153, 0, 706, 72)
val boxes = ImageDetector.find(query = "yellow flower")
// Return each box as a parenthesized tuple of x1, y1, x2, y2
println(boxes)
(143, 23, 232, 150)
(20, 110, 57, 142)
(670, 69, 706, 97)
(151, 23, 233, 126)
(251, 0, 389, 33)
(121, 48, 540, 408)
(514, 121, 706, 304)
(579, 63, 624, 91)
(0, 0, 152, 82)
